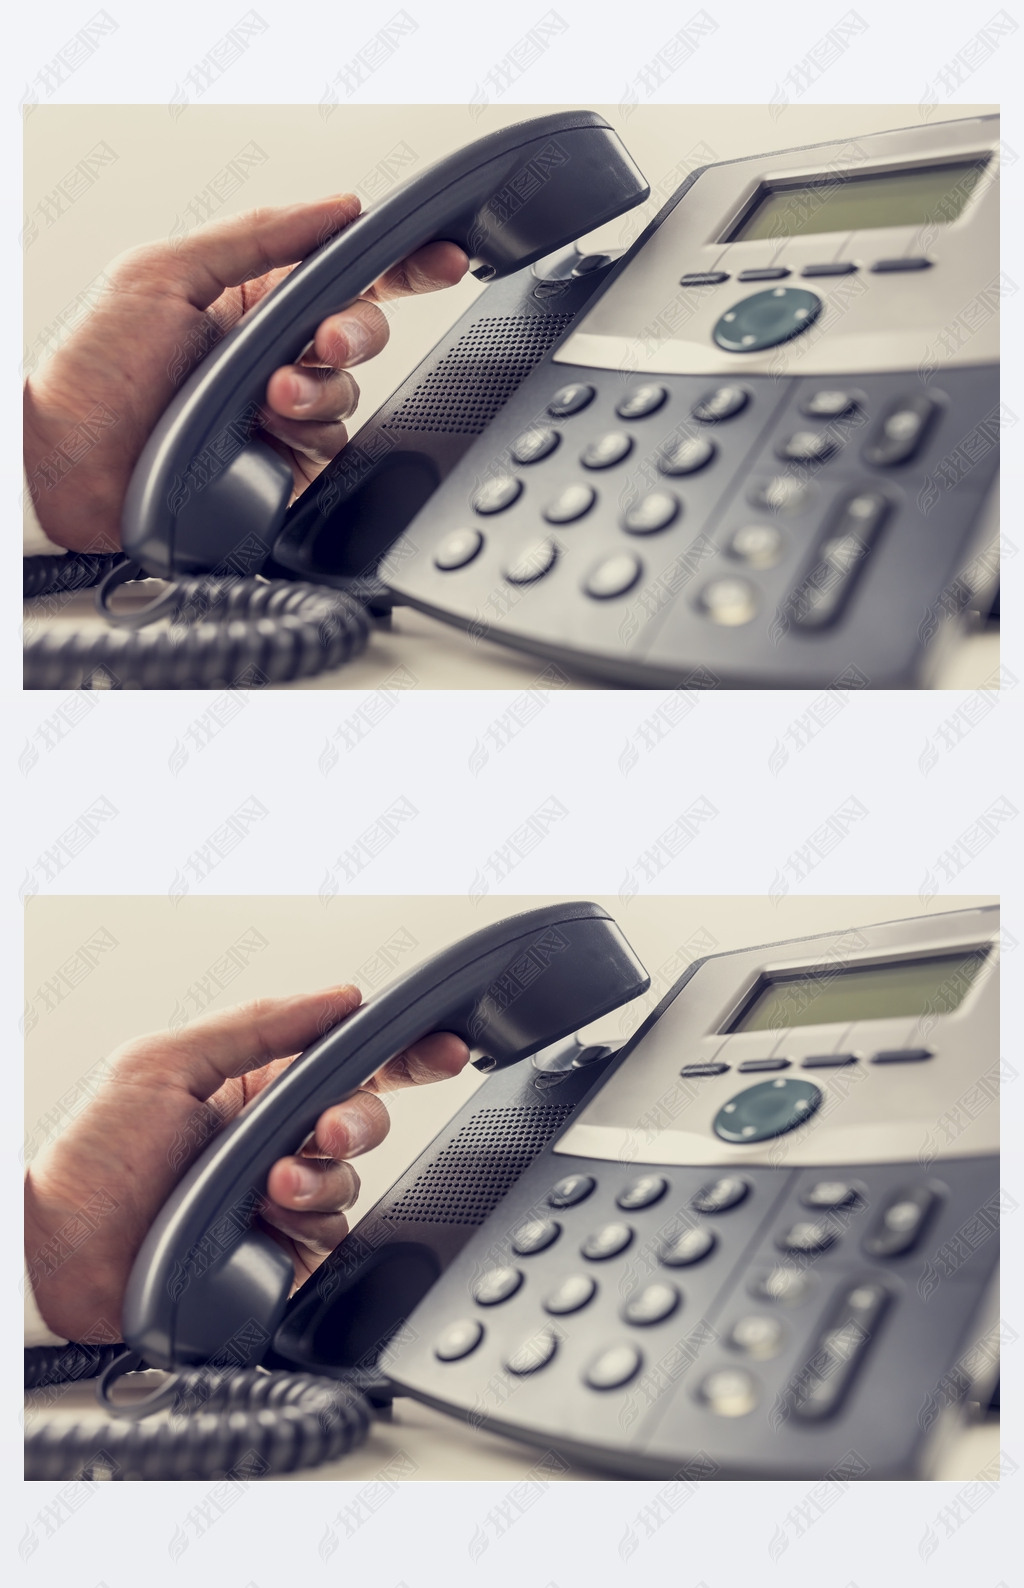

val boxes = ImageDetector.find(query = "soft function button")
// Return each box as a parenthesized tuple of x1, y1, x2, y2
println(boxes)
(778, 430, 841, 464)
(747, 476, 810, 515)
(581, 431, 634, 469)
(713, 287, 822, 353)
(692, 1176, 749, 1214)
(585, 1343, 644, 1390)
(680, 1061, 729, 1078)
(789, 1280, 889, 1421)
(737, 1057, 790, 1073)
(623, 490, 680, 535)
(862, 1187, 939, 1258)
(737, 267, 790, 282)
(547, 382, 595, 417)
(435, 1318, 484, 1361)
(434, 529, 483, 571)
(750, 1267, 813, 1305)
(729, 1314, 784, 1359)
(871, 256, 933, 272)
(801, 390, 859, 419)
(872, 1048, 933, 1065)
(789, 491, 889, 630)
(713, 1078, 823, 1143)
(547, 1174, 596, 1209)
(778, 1219, 838, 1256)
(802, 1053, 858, 1069)
(544, 1274, 597, 1315)
(698, 1368, 759, 1417)
(659, 435, 716, 476)
(581, 1221, 634, 1261)
(504, 539, 558, 586)
(617, 1175, 669, 1211)
(660, 1227, 717, 1267)
(863, 396, 939, 466)
(472, 1266, 524, 1305)
(728, 525, 783, 570)
(473, 475, 522, 514)
(623, 1282, 680, 1326)
(616, 383, 668, 419)
(692, 386, 749, 422)
(802, 262, 857, 277)
(698, 577, 758, 628)
(802, 1181, 860, 1211)
(511, 1218, 561, 1255)
(543, 483, 596, 524)
(506, 1328, 559, 1376)
(680, 271, 729, 286)
(511, 426, 560, 465)
(584, 553, 642, 600)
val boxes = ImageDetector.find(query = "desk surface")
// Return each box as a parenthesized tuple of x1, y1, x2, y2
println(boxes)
(26, 1375, 998, 1481)
(24, 585, 998, 692)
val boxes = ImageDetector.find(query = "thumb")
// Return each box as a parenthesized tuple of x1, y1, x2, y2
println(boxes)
(171, 193, 362, 309)
(115, 985, 363, 1101)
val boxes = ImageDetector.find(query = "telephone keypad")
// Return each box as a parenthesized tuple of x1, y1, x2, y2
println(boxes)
(511, 1218, 562, 1255)
(581, 1221, 634, 1260)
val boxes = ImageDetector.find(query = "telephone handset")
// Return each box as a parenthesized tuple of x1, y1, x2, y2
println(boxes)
(120, 111, 649, 580)
(121, 903, 650, 1370)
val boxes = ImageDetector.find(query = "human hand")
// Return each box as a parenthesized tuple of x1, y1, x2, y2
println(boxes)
(23, 196, 468, 552)
(23, 986, 470, 1341)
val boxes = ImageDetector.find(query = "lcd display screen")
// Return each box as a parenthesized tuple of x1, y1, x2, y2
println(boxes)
(728, 949, 988, 1032)
(727, 160, 988, 242)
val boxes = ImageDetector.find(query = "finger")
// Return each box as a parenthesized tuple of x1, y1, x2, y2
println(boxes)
(170, 194, 362, 309)
(363, 240, 470, 304)
(365, 1031, 471, 1094)
(258, 413, 349, 469)
(266, 1153, 360, 1213)
(113, 985, 363, 1102)
(311, 1087, 391, 1161)
(309, 299, 390, 369)
(260, 1205, 351, 1259)
(264, 364, 359, 423)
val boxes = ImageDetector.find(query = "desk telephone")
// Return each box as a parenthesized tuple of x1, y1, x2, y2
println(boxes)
(28, 901, 994, 1481)
(25, 111, 1000, 688)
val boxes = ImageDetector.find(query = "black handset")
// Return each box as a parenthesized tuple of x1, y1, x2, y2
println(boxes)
(121, 903, 649, 1370)
(120, 111, 649, 580)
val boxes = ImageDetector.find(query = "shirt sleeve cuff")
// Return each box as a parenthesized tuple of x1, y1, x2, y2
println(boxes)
(23, 469, 69, 555)
(24, 1262, 69, 1347)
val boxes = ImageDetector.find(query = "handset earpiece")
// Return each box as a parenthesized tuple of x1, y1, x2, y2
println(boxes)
(122, 903, 649, 1369)
(121, 111, 649, 579)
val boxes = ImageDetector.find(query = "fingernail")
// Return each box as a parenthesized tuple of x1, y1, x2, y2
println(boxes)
(288, 371, 324, 410)
(290, 1162, 323, 1201)
(335, 317, 373, 364)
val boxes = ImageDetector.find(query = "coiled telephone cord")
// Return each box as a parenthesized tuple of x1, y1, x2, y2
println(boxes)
(23, 554, 371, 689)
(24, 1342, 375, 1480)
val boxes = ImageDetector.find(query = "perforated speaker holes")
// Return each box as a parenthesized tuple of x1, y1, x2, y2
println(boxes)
(388, 1104, 576, 1225)
(383, 315, 575, 435)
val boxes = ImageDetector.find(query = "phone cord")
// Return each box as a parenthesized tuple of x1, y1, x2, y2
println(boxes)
(24, 1342, 379, 1480)
(23, 554, 372, 689)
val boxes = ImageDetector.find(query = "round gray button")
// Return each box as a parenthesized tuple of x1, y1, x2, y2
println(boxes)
(729, 1314, 784, 1359)
(543, 483, 597, 523)
(802, 1180, 860, 1211)
(623, 490, 680, 535)
(623, 1282, 680, 1326)
(778, 1219, 837, 1255)
(698, 1367, 759, 1416)
(616, 383, 668, 419)
(747, 476, 811, 515)
(548, 383, 596, 417)
(511, 1217, 561, 1255)
(585, 1343, 643, 1390)
(692, 386, 749, 422)
(802, 390, 858, 419)
(616, 1175, 669, 1211)
(581, 1221, 634, 1260)
(713, 287, 822, 353)
(584, 553, 642, 600)
(750, 1267, 813, 1304)
(581, 431, 633, 469)
(544, 1274, 597, 1315)
(659, 1226, 716, 1267)
(473, 475, 522, 514)
(547, 1174, 596, 1209)
(511, 427, 560, 465)
(504, 539, 558, 585)
(692, 1176, 749, 1214)
(472, 1266, 524, 1306)
(699, 577, 758, 627)
(659, 435, 716, 476)
(714, 1078, 823, 1143)
(729, 524, 783, 569)
(435, 1318, 484, 1361)
(778, 430, 840, 464)
(506, 1328, 559, 1375)
(434, 528, 484, 571)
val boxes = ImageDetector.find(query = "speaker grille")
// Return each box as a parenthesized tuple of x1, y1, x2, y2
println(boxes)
(383, 314, 575, 435)
(388, 1103, 576, 1225)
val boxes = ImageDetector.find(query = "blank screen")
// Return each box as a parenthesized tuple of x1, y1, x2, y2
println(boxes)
(730, 950, 988, 1032)
(728, 160, 988, 242)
